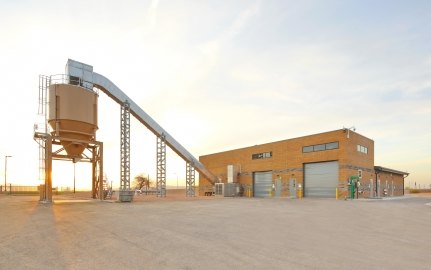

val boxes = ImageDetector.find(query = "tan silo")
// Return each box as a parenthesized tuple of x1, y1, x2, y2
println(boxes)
(48, 83, 98, 157)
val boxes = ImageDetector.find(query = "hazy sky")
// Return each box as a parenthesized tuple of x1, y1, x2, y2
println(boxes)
(0, 0, 430, 189)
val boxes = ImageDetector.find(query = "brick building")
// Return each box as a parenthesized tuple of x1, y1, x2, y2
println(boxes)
(199, 129, 408, 198)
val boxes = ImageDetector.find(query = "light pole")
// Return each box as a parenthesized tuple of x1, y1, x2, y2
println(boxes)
(4, 155, 12, 192)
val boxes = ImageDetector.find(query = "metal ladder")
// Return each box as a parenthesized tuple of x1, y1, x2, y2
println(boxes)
(35, 75, 50, 184)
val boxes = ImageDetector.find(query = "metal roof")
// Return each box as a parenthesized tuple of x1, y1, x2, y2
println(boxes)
(374, 166, 409, 176)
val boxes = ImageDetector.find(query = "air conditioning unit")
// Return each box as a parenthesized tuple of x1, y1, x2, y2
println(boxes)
(215, 183, 224, 196)
(215, 183, 239, 197)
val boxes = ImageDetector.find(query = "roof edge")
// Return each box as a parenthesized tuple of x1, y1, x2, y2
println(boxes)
(374, 166, 409, 176)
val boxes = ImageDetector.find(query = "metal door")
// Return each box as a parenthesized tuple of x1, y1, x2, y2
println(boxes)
(304, 161, 339, 197)
(253, 171, 272, 198)
(289, 178, 297, 198)
(275, 179, 281, 197)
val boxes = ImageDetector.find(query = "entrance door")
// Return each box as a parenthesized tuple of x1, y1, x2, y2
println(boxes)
(289, 178, 297, 198)
(275, 179, 281, 197)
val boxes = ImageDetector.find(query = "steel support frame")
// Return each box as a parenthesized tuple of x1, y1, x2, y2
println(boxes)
(51, 139, 104, 200)
(186, 162, 196, 197)
(91, 142, 104, 199)
(34, 133, 105, 201)
(45, 136, 53, 202)
(156, 134, 167, 197)
(120, 100, 131, 191)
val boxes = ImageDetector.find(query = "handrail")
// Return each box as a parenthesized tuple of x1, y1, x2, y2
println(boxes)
(49, 74, 99, 95)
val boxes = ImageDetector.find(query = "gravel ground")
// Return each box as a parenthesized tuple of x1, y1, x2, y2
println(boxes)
(0, 194, 430, 270)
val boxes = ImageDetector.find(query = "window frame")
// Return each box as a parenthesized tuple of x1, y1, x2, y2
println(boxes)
(303, 141, 339, 153)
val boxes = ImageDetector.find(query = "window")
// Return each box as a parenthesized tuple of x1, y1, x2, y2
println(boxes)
(303, 146, 313, 153)
(303, 141, 339, 153)
(357, 144, 368, 154)
(252, 151, 272, 160)
(313, 144, 325, 151)
(326, 142, 339, 150)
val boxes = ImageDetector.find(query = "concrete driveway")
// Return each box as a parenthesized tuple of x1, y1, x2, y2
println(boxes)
(1, 194, 430, 270)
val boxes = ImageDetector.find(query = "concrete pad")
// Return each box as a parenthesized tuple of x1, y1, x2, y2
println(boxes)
(53, 200, 94, 204)
(0, 194, 430, 270)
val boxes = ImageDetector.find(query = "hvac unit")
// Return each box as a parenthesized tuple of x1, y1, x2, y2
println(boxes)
(214, 183, 240, 197)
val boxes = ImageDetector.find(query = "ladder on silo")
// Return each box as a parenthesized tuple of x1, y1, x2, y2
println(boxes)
(34, 75, 50, 184)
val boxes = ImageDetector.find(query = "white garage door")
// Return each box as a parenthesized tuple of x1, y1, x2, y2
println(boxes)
(254, 171, 272, 198)
(304, 161, 339, 198)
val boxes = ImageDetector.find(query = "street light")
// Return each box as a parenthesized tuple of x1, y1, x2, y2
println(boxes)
(4, 155, 12, 192)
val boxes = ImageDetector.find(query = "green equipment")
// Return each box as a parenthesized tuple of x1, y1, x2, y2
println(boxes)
(348, 176, 359, 199)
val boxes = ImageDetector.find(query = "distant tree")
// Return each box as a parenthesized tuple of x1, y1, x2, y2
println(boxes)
(133, 173, 152, 190)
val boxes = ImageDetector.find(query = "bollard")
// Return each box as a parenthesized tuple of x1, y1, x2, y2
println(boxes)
(336, 188, 338, 200)
(297, 189, 303, 199)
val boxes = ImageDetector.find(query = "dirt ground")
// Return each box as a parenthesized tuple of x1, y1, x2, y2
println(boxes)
(1, 193, 430, 270)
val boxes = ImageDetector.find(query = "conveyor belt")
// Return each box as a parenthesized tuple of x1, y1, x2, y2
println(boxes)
(66, 59, 216, 184)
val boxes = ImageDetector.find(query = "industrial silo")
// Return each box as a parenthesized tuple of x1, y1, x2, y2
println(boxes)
(48, 83, 98, 157)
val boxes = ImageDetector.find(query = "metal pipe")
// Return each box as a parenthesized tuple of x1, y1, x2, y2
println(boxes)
(375, 171, 379, 197)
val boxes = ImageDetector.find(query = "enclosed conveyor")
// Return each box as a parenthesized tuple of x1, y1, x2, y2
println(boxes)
(66, 59, 217, 185)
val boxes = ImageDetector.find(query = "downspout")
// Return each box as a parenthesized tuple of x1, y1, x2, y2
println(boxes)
(375, 170, 379, 198)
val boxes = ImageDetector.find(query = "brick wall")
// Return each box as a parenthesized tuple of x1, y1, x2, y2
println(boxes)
(376, 172, 405, 197)
(199, 129, 380, 197)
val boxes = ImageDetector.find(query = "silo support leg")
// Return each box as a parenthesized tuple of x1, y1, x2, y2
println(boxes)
(91, 142, 104, 200)
(45, 137, 53, 202)
(92, 150, 97, 199)
(98, 143, 104, 200)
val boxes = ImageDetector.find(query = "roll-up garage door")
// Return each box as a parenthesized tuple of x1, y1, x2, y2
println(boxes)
(304, 161, 339, 197)
(253, 171, 272, 198)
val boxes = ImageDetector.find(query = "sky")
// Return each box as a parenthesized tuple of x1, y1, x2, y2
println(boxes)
(0, 0, 430, 189)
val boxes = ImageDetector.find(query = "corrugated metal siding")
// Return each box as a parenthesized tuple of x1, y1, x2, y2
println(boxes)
(304, 161, 339, 198)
